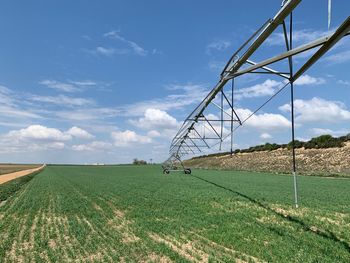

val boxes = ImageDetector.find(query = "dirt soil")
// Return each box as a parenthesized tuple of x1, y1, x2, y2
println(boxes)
(0, 164, 41, 175)
(0, 165, 45, 185)
(185, 142, 350, 176)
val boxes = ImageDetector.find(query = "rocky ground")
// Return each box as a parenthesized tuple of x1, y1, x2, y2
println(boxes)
(185, 142, 350, 177)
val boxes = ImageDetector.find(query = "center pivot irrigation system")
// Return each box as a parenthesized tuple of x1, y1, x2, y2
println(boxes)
(162, 0, 349, 207)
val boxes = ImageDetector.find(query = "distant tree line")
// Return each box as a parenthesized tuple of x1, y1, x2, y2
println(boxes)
(133, 158, 147, 165)
(192, 134, 350, 160)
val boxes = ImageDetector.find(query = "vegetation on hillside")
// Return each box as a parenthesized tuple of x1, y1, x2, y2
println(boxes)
(132, 158, 147, 165)
(192, 134, 350, 160)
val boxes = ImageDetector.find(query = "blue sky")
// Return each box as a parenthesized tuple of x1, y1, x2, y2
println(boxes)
(0, 0, 349, 164)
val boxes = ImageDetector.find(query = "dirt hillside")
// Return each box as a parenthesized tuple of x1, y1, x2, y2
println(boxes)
(184, 142, 350, 176)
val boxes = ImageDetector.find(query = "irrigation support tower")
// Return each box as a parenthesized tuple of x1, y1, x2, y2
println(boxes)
(163, 0, 350, 207)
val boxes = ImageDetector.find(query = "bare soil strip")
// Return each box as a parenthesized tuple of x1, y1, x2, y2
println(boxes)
(0, 165, 45, 185)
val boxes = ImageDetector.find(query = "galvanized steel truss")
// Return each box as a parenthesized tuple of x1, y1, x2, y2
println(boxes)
(164, 0, 350, 205)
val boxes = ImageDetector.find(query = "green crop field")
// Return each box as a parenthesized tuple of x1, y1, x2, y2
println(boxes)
(0, 165, 349, 262)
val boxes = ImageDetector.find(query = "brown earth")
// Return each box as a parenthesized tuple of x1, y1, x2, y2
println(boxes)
(0, 164, 42, 175)
(184, 142, 350, 176)
(0, 165, 45, 185)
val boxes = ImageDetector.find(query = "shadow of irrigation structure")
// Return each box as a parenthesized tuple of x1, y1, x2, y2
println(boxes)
(191, 174, 350, 254)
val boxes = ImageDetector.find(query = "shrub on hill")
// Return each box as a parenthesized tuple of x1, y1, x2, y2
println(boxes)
(133, 159, 147, 165)
(287, 140, 304, 150)
(240, 143, 280, 153)
(304, 134, 343, 149)
(190, 133, 349, 160)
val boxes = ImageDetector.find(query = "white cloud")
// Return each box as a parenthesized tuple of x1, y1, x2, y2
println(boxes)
(56, 108, 119, 121)
(96, 46, 115, 56)
(30, 95, 95, 107)
(198, 121, 230, 140)
(236, 79, 282, 100)
(52, 83, 205, 122)
(118, 84, 208, 117)
(0, 121, 30, 128)
(0, 86, 44, 126)
(206, 40, 231, 54)
(310, 128, 350, 137)
(66, 126, 94, 139)
(237, 108, 291, 131)
(147, 130, 161, 138)
(72, 141, 112, 151)
(0, 86, 15, 106)
(93, 46, 129, 57)
(130, 108, 179, 130)
(260, 133, 272, 140)
(324, 50, 350, 65)
(0, 131, 67, 153)
(39, 80, 81, 93)
(111, 130, 151, 147)
(279, 97, 350, 123)
(0, 125, 97, 154)
(0, 85, 12, 94)
(338, 80, 350, 86)
(103, 30, 148, 56)
(130, 109, 180, 139)
(0, 106, 42, 119)
(128, 42, 147, 56)
(266, 29, 330, 46)
(6, 125, 71, 142)
(234, 76, 324, 101)
(69, 80, 97, 86)
(5, 125, 94, 143)
(39, 79, 99, 93)
(293, 75, 325, 85)
(103, 31, 118, 38)
(206, 113, 219, 120)
(208, 61, 225, 72)
(48, 142, 65, 149)
(151, 48, 162, 55)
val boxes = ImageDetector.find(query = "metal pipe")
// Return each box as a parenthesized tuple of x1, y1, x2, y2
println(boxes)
(221, 18, 272, 77)
(171, 0, 301, 153)
(232, 30, 350, 78)
(230, 79, 234, 156)
(293, 16, 350, 81)
(220, 90, 224, 150)
(225, 0, 301, 76)
(285, 12, 299, 208)
(246, 60, 290, 79)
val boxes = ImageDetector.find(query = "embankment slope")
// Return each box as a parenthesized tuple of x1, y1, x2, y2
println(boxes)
(185, 142, 350, 176)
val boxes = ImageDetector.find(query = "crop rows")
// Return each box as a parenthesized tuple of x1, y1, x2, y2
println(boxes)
(0, 165, 349, 262)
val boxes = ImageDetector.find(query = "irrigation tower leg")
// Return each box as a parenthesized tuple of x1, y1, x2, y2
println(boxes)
(220, 90, 223, 151)
(283, 10, 299, 208)
(290, 12, 299, 208)
(291, 82, 298, 208)
(230, 78, 234, 156)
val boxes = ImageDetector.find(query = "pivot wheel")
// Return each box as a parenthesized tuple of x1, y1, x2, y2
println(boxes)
(184, 168, 191, 174)
(163, 169, 170, 174)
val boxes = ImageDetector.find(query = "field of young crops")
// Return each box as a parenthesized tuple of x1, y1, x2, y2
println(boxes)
(0, 165, 349, 262)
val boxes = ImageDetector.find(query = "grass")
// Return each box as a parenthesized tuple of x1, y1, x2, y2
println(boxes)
(0, 170, 40, 202)
(0, 165, 349, 262)
(0, 164, 41, 175)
